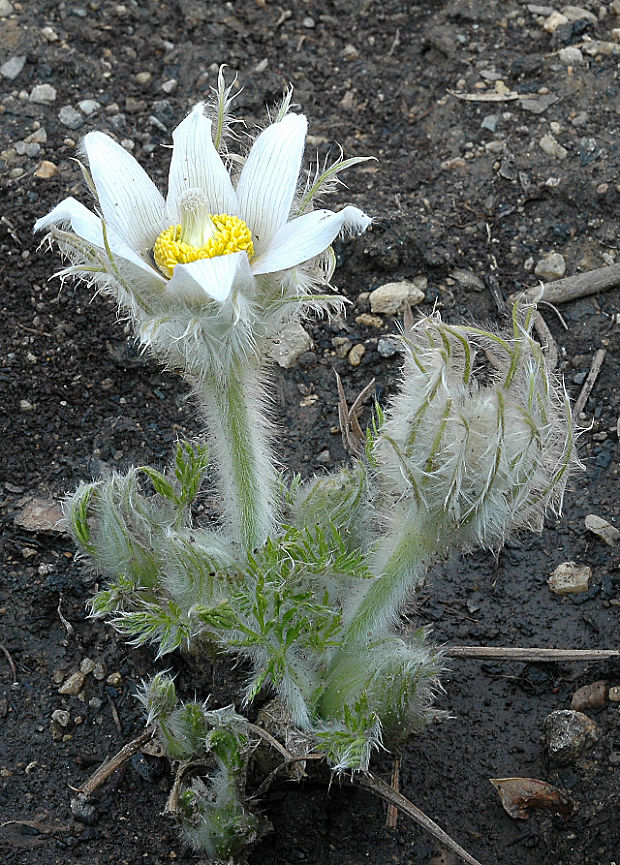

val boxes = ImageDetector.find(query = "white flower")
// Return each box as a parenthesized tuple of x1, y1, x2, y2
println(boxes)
(34, 104, 371, 308)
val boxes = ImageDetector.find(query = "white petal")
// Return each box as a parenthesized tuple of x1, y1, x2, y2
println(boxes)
(236, 114, 307, 256)
(166, 252, 251, 304)
(250, 206, 371, 275)
(34, 196, 166, 287)
(167, 104, 239, 222)
(83, 131, 167, 254)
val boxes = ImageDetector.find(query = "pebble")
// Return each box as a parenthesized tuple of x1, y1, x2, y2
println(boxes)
(0, 0, 13, 15)
(80, 658, 95, 675)
(355, 313, 384, 328)
(377, 336, 400, 358)
(315, 449, 331, 464)
(0, 55, 26, 80)
(40, 26, 58, 41)
(331, 337, 353, 359)
(481, 114, 499, 132)
(348, 344, 366, 367)
(303, 16, 315, 27)
(59, 105, 84, 130)
(92, 662, 106, 681)
(78, 99, 100, 115)
(70, 794, 97, 825)
(20, 399, 35, 411)
(30, 83, 57, 104)
(273, 322, 312, 369)
(571, 681, 608, 712)
(543, 709, 597, 764)
(561, 5, 597, 24)
(106, 671, 122, 686)
(585, 514, 619, 545)
(369, 278, 426, 315)
(161, 78, 178, 94)
(13, 498, 64, 534)
(51, 709, 71, 728)
(34, 160, 58, 179)
(58, 672, 86, 696)
(548, 561, 592, 594)
(609, 686, 620, 702)
(539, 134, 567, 159)
(135, 71, 152, 85)
(534, 252, 566, 280)
(543, 11, 569, 32)
(558, 46, 583, 64)
(15, 141, 40, 157)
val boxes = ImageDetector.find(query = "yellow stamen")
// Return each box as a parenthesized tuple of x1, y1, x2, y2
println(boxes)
(153, 213, 254, 279)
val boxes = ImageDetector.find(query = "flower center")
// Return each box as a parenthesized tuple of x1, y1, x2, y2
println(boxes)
(153, 213, 254, 279)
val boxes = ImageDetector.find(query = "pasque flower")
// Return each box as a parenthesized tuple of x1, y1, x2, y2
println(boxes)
(35, 98, 371, 374)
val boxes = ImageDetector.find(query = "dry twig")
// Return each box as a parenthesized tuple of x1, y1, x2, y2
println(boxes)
(357, 772, 484, 865)
(385, 755, 401, 829)
(0, 643, 18, 683)
(336, 372, 376, 454)
(512, 261, 620, 306)
(572, 349, 606, 419)
(445, 646, 620, 662)
(75, 727, 155, 795)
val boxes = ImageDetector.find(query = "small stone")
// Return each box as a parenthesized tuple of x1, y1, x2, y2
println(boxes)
(273, 322, 312, 368)
(19, 399, 35, 411)
(14, 498, 64, 534)
(613, 0, 620, 15)
(40, 26, 58, 41)
(316, 449, 331, 464)
(377, 336, 400, 358)
(0, 0, 14, 16)
(80, 658, 95, 675)
(59, 105, 84, 130)
(51, 709, 71, 728)
(135, 71, 152, 85)
(30, 83, 57, 104)
(348, 344, 366, 367)
(106, 671, 122, 687)
(1, 55, 26, 80)
(609, 686, 620, 702)
(58, 672, 86, 696)
(559, 46, 583, 64)
(543, 10, 569, 32)
(78, 99, 100, 115)
(481, 114, 499, 132)
(571, 681, 608, 712)
(369, 278, 426, 315)
(302, 16, 315, 27)
(539, 134, 567, 159)
(34, 160, 58, 179)
(71, 794, 97, 825)
(611, 28, 620, 42)
(561, 5, 597, 23)
(571, 111, 588, 127)
(544, 709, 597, 764)
(548, 561, 592, 595)
(161, 78, 178, 94)
(15, 141, 40, 157)
(331, 337, 353, 359)
(92, 662, 106, 681)
(89, 696, 103, 709)
(254, 58, 268, 73)
(355, 313, 384, 328)
(585, 514, 620, 546)
(534, 252, 566, 280)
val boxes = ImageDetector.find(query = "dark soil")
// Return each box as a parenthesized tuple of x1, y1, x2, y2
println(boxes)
(1, 1, 619, 863)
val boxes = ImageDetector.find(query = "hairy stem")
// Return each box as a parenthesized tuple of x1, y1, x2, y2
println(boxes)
(319, 513, 430, 718)
(193, 365, 276, 550)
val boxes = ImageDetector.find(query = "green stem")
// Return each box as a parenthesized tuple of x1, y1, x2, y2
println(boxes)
(319, 515, 430, 719)
(194, 365, 276, 550)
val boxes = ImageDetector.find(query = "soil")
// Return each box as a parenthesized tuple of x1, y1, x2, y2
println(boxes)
(1, 1, 619, 864)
